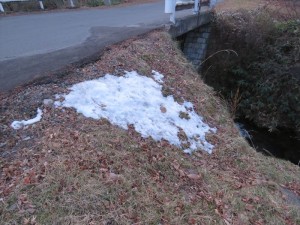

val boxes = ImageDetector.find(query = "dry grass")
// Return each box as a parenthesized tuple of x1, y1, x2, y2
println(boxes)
(215, 0, 300, 19)
(215, 0, 265, 12)
(0, 30, 300, 224)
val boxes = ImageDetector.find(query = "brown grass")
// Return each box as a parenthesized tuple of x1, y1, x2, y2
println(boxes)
(215, 0, 300, 19)
(0, 30, 300, 224)
(215, 0, 265, 12)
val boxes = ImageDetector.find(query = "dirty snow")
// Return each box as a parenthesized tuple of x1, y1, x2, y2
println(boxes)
(152, 70, 164, 83)
(11, 108, 43, 130)
(55, 71, 216, 153)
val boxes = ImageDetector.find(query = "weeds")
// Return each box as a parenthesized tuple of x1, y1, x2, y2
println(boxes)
(199, 49, 238, 68)
(85, 0, 104, 7)
(203, 6, 300, 135)
(230, 87, 242, 118)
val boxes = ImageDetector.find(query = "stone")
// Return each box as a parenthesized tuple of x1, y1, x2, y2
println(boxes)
(197, 38, 206, 44)
(185, 43, 194, 48)
(201, 33, 210, 39)
(199, 26, 211, 33)
(181, 24, 212, 71)
(192, 60, 200, 65)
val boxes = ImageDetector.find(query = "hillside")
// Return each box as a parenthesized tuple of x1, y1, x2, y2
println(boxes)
(1, 30, 300, 224)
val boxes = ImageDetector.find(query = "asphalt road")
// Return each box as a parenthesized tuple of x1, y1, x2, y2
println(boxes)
(0, 1, 191, 92)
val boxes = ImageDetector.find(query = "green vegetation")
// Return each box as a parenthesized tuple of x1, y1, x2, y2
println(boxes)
(203, 8, 300, 135)
(85, 0, 104, 7)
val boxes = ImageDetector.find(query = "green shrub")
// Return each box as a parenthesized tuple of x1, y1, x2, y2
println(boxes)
(203, 9, 300, 135)
(43, 0, 66, 9)
(85, 0, 104, 7)
(111, 0, 122, 5)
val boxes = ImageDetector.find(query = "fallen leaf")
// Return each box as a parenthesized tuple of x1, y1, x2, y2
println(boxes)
(107, 172, 124, 182)
(160, 105, 167, 113)
(27, 208, 36, 214)
(187, 173, 201, 180)
(188, 217, 196, 224)
(245, 204, 254, 211)
(178, 169, 186, 177)
(172, 161, 180, 170)
(23, 218, 30, 225)
(99, 168, 108, 172)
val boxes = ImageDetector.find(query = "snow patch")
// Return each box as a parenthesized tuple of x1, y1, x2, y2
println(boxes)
(55, 71, 216, 153)
(152, 70, 164, 83)
(11, 108, 43, 130)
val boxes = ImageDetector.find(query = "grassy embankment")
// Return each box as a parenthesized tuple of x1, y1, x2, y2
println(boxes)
(1, 1, 300, 224)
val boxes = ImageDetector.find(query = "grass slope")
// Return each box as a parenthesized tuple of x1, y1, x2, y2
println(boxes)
(0, 31, 299, 224)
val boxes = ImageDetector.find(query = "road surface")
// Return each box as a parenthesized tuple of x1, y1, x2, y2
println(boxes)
(0, 1, 192, 92)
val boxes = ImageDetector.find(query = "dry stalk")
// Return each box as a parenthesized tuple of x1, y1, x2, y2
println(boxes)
(230, 87, 242, 118)
(200, 49, 239, 67)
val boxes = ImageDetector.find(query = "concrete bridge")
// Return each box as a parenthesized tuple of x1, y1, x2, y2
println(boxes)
(0, 0, 214, 92)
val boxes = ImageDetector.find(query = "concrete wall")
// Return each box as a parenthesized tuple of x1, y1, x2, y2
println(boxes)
(168, 11, 212, 38)
(168, 10, 212, 71)
(182, 25, 211, 70)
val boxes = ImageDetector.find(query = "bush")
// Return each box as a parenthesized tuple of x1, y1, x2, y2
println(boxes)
(86, 0, 104, 7)
(43, 0, 66, 9)
(203, 8, 300, 135)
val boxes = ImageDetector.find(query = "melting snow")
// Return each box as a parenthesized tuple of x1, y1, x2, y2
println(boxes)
(55, 71, 216, 153)
(152, 70, 164, 83)
(11, 108, 43, 130)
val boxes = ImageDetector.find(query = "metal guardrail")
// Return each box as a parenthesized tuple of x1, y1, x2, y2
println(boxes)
(165, 0, 216, 23)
